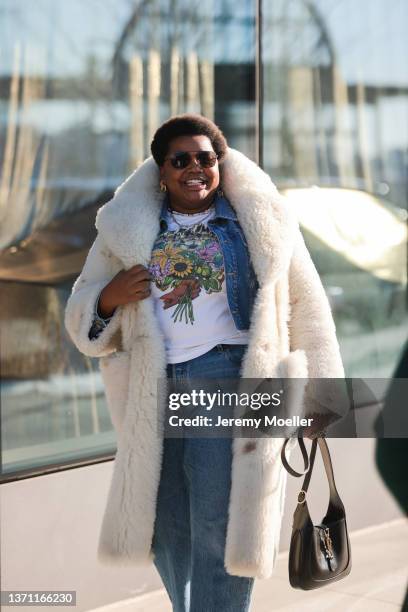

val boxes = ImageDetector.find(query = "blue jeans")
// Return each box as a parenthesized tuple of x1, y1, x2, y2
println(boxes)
(151, 344, 255, 612)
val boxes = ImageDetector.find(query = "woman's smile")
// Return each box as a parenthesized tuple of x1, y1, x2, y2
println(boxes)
(182, 175, 208, 191)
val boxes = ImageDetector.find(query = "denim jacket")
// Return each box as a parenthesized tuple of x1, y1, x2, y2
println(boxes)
(89, 192, 259, 339)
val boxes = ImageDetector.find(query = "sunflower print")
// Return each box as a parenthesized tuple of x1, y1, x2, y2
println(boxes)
(149, 224, 225, 324)
(170, 259, 193, 278)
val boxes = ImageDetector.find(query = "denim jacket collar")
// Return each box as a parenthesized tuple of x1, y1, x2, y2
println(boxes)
(159, 191, 237, 230)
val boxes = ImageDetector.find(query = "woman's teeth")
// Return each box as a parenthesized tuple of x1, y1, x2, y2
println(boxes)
(184, 178, 207, 191)
(185, 179, 206, 185)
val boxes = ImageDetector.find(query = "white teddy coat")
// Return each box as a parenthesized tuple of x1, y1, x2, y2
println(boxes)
(64, 148, 344, 579)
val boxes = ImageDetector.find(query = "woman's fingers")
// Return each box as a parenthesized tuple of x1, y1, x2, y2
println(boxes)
(127, 279, 151, 292)
(103, 264, 153, 307)
(126, 279, 152, 301)
(120, 265, 152, 301)
(128, 279, 151, 293)
(127, 265, 151, 282)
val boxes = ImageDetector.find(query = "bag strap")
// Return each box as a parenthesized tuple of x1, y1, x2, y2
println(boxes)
(281, 437, 310, 477)
(282, 436, 344, 508)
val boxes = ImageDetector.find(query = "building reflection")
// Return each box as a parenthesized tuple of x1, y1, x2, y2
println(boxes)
(0, 0, 407, 477)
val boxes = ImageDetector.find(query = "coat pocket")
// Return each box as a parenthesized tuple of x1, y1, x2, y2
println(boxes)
(99, 351, 131, 433)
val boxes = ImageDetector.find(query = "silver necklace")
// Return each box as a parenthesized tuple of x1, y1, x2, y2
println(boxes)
(169, 205, 214, 229)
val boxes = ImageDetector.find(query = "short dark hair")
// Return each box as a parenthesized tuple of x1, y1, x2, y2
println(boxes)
(151, 114, 228, 166)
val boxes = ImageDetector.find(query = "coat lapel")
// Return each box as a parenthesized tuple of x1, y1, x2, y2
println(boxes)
(95, 148, 298, 284)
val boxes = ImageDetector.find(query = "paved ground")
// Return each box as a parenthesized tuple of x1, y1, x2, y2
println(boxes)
(88, 518, 407, 611)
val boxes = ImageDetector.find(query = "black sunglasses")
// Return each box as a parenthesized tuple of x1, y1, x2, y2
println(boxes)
(164, 150, 219, 169)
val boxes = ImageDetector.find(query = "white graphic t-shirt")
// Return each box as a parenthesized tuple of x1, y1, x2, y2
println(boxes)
(148, 206, 249, 364)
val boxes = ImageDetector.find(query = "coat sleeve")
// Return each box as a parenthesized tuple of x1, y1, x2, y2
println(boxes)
(288, 229, 347, 419)
(64, 233, 124, 357)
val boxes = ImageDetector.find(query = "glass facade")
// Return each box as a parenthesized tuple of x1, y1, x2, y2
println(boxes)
(1, 0, 407, 477)
(262, 0, 408, 377)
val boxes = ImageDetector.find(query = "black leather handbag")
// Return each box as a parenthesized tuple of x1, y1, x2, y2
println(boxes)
(281, 436, 352, 590)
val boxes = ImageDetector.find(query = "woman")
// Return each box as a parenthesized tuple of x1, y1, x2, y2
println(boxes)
(65, 114, 344, 611)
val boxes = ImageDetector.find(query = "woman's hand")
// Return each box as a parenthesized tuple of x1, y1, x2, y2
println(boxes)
(98, 264, 152, 317)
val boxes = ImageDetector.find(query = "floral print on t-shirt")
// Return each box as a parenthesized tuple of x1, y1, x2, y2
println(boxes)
(149, 224, 224, 324)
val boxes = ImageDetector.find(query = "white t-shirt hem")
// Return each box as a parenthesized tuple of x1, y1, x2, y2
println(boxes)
(166, 332, 249, 364)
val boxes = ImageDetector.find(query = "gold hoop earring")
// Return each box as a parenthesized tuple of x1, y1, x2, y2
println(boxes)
(160, 180, 167, 193)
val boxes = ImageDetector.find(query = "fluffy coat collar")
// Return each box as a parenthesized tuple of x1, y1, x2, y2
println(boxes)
(96, 148, 298, 285)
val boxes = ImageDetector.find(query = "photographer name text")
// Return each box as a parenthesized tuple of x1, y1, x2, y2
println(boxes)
(167, 415, 314, 428)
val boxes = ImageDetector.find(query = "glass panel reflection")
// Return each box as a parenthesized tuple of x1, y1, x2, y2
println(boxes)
(262, 0, 408, 377)
(0, 0, 256, 476)
(1, 281, 114, 475)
